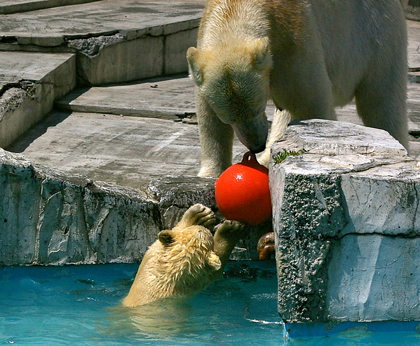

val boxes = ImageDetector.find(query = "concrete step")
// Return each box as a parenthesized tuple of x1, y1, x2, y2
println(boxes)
(0, 0, 101, 14)
(0, 51, 76, 148)
(7, 111, 206, 189)
(7, 71, 420, 193)
(0, 0, 205, 85)
(53, 73, 420, 151)
(55, 74, 197, 121)
(6, 109, 247, 190)
(408, 20, 420, 71)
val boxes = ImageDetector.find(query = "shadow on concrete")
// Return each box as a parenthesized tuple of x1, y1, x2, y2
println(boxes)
(6, 111, 72, 153)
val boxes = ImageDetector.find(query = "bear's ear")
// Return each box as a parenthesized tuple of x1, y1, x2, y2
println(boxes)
(207, 251, 222, 271)
(251, 37, 272, 71)
(158, 230, 174, 246)
(187, 47, 204, 86)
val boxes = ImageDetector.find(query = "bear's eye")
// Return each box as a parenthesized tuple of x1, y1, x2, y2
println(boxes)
(158, 231, 173, 246)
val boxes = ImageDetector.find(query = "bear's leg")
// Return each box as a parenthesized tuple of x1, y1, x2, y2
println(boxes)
(355, 71, 408, 150)
(258, 109, 292, 167)
(213, 220, 245, 271)
(175, 204, 217, 231)
(196, 95, 234, 177)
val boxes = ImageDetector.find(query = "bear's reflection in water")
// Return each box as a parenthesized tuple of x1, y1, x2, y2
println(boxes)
(103, 296, 209, 340)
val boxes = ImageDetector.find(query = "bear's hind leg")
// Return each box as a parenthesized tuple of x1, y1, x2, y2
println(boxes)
(355, 74, 408, 151)
(175, 204, 217, 231)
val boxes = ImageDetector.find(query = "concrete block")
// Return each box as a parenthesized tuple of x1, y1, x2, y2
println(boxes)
(0, 83, 51, 149)
(164, 28, 198, 75)
(0, 52, 76, 148)
(328, 234, 420, 322)
(270, 120, 420, 324)
(74, 24, 200, 85)
(76, 36, 164, 85)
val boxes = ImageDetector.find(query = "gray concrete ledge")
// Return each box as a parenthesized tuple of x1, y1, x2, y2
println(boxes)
(0, 51, 76, 148)
(0, 147, 214, 265)
(0, 144, 268, 266)
(0, 0, 205, 85)
(270, 120, 420, 325)
(0, 0, 101, 15)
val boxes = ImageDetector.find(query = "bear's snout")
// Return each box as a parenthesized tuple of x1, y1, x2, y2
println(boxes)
(249, 142, 266, 154)
(231, 116, 268, 153)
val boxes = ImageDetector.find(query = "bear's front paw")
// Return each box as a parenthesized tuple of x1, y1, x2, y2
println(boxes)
(214, 220, 245, 238)
(179, 204, 217, 230)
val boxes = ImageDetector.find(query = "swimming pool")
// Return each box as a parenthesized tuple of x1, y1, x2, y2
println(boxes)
(1, 261, 420, 345)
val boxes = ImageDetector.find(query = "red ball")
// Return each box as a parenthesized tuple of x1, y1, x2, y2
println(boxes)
(215, 152, 272, 226)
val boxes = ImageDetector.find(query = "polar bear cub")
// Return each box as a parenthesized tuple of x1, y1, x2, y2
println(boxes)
(187, 0, 408, 177)
(123, 204, 244, 307)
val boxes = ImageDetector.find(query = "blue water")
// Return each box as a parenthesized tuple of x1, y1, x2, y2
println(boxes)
(1, 261, 420, 345)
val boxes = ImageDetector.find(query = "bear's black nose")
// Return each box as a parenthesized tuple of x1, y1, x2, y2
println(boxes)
(249, 142, 266, 154)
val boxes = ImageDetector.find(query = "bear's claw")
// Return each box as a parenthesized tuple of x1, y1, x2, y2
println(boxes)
(178, 204, 217, 230)
(214, 220, 245, 237)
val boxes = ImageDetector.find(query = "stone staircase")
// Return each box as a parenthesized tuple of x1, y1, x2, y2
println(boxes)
(0, 0, 204, 148)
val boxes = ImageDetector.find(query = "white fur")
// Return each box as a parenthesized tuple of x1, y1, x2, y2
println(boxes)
(122, 204, 244, 307)
(188, 0, 408, 177)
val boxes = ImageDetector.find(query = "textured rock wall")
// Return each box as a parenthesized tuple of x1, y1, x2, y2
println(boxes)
(270, 120, 420, 323)
(0, 53, 76, 148)
(0, 147, 265, 266)
(0, 148, 161, 265)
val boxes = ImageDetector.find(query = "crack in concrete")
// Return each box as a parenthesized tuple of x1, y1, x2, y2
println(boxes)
(413, 182, 420, 233)
(334, 230, 420, 241)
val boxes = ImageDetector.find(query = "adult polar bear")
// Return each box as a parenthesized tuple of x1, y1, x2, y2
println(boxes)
(187, 0, 408, 177)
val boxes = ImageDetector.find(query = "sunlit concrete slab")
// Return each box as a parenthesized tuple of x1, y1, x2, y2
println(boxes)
(6, 110, 245, 189)
(55, 74, 197, 120)
(0, 0, 100, 14)
(0, 51, 76, 148)
(0, 0, 205, 41)
(0, 0, 205, 84)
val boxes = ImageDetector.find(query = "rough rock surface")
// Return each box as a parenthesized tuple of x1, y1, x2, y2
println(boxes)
(0, 147, 264, 265)
(0, 148, 161, 265)
(270, 119, 420, 323)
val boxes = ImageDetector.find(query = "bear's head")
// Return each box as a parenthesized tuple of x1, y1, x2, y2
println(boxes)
(156, 226, 222, 292)
(187, 37, 272, 153)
